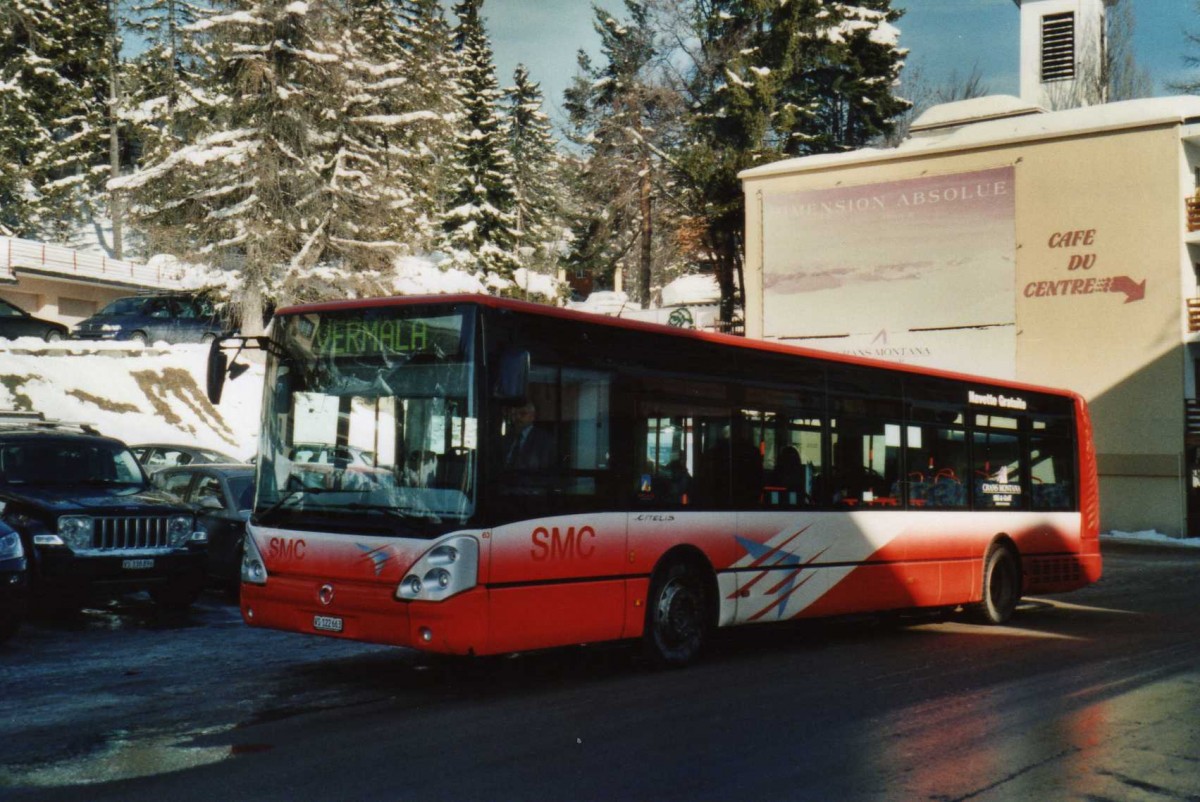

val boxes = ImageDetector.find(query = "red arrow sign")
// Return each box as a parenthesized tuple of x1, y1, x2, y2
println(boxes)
(1109, 276, 1146, 303)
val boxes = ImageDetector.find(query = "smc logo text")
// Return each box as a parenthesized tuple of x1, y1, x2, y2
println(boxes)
(531, 526, 595, 561)
(268, 537, 307, 561)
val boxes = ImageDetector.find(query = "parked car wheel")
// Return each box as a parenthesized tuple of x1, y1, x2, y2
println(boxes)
(130, 331, 148, 345)
(44, 329, 65, 342)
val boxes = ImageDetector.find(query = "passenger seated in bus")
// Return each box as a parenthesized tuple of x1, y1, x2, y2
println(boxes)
(638, 458, 691, 506)
(775, 446, 805, 486)
(666, 458, 691, 505)
(697, 423, 762, 508)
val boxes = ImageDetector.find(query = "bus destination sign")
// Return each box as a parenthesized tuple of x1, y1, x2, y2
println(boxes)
(314, 318, 431, 358)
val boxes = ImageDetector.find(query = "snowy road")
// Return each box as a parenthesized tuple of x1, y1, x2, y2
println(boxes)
(3, 543, 1200, 800)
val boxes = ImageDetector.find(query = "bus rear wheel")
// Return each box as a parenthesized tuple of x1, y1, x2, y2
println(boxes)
(643, 560, 710, 667)
(975, 544, 1021, 625)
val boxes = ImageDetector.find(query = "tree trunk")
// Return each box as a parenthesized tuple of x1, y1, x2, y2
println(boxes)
(108, 0, 122, 260)
(638, 150, 652, 308)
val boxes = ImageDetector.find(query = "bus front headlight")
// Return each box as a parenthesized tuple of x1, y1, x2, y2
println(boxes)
(396, 536, 478, 602)
(242, 531, 269, 585)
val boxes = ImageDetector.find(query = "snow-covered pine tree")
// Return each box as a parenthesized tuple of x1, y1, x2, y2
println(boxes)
(0, 1, 50, 236)
(392, 0, 461, 251)
(114, 0, 350, 330)
(0, 0, 113, 240)
(563, 1, 677, 307)
(440, 0, 519, 284)
(678, 0, 908, 324)
(121, 0, 209, 157)
(503, 64, 563, 279)
(794, 1, 909, 154)
(305, 0, 430, 281)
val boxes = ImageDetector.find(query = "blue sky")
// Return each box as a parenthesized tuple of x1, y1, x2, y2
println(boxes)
(481, 0, 1199, 129)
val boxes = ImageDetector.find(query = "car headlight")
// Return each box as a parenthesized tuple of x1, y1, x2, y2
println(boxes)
(396, 536, 478, 601)
(0, 531, 22, 560)
(167, 515, 193, 547)
(57, 515, 95, 550)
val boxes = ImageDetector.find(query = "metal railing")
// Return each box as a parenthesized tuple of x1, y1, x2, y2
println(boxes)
(1189, 298, 1200, 333)
(1188, 196, 1200, 233)
(1, 236, 183, 289)
(1187, 399, 1200, 440)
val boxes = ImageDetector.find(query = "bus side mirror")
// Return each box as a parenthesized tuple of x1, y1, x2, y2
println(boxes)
(493, 348, 529, 404)
(207, 338, 229, 405)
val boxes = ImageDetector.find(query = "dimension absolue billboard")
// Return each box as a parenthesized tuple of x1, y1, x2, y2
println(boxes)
(761, 166, 1017, 377)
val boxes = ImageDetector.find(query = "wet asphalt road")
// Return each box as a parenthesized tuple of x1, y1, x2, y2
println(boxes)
(2, 542, 1200, 801)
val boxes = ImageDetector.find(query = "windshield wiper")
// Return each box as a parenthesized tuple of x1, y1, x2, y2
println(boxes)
(254, 486, 326, 525)
(338, 502, 444, 523)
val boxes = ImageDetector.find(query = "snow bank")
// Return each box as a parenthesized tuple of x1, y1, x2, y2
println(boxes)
(1101, 531, 1200, 548)
(0, 340, 263, 459)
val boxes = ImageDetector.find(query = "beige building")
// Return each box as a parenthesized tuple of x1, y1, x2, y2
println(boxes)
(740, 94, 1200, 536)
(0, 237, 187, 326)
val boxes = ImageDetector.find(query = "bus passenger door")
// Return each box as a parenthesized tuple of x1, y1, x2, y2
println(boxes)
(485, 365, 630, 654)
(628, 405, 748, 629)
(487, 514, 629, 654)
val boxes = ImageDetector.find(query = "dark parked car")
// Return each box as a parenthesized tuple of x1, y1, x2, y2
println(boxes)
(153, 464, 254, 591)
(131, 443, 243, 473)
(0, 415, 208, 612)
(0, 297, 69, 342)
(0, 521, 28, 643)
(72, 294, 231, 344)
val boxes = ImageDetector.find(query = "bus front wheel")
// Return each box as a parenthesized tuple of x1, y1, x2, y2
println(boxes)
(975, 544, 1021, 625)
(643, 560, 710, 667)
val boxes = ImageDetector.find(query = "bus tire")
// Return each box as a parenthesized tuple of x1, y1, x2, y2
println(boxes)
(975, 544, 1021, 625)
(643, 560, 710, 668)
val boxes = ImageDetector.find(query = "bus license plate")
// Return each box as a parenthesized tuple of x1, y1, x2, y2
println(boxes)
(122, 558, 154, 570)
(313, 615, 343, 633)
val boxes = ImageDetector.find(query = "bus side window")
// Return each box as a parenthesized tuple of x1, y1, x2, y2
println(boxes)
(635, 408, 731, 509)
(904, 422, 968, 509)
(748, 410, 823, 509)
(696, 416, 762, 509)
(971, 415, 1025, 510)
(829, 418, 902, 508)
(1030, 435, 1074, 510)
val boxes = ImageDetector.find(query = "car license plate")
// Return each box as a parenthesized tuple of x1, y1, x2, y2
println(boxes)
(122, 558, 154, 570)
(313, 615, 343, 633)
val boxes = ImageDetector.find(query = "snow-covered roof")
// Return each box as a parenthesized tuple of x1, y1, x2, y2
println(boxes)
(661, 273, 720, 306)
(909, 95, 1043, 135)
(740, 96, 1200, 180)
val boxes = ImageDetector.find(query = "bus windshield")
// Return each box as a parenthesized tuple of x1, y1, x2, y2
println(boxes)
(254, 305, 477, 537)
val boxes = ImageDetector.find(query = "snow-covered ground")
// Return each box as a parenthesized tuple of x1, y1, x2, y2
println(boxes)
(0, 339, 263, 459)
(1101, 531, 1200, 548)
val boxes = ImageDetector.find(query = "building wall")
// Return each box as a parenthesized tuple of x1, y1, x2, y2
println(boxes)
(0, 277, 132, 327)
(744, 119, 1191, 535)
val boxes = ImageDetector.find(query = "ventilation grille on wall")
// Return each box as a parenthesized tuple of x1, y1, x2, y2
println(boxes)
(1041, 12, 1076, 82)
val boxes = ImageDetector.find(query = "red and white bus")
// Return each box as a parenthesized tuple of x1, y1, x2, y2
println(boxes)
(208, 294, 1101, 666)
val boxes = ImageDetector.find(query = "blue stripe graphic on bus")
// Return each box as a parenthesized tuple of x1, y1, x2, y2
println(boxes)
(356, 543, 394, 576)
(735, 535, 807, 619)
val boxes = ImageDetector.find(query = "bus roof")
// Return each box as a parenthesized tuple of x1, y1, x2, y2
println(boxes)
(273, 293, 1083, 404)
